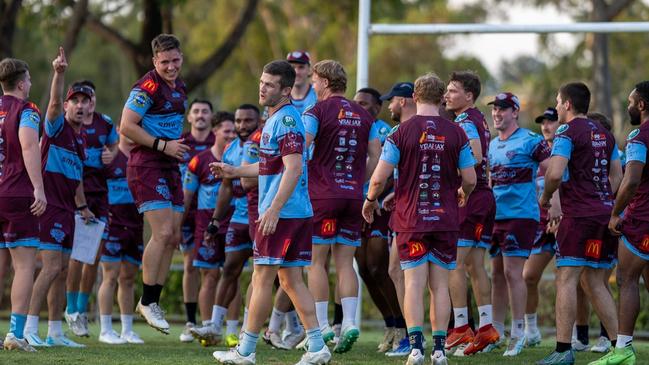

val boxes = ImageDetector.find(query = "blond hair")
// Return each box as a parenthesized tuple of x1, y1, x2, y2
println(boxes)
(414, 73, 445, 105)
(312, 60, 347, 93)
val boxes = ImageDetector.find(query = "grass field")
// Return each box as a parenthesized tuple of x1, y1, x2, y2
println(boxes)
(1, 321, 647, 365)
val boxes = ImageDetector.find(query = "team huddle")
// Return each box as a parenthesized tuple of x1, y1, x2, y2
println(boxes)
(0, 32, 647, 365)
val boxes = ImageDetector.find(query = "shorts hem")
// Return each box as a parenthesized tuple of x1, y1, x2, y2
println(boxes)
(192, 260, 222, 269)
(225, 244, 253, 253)
(621, 235, 649, 261)
(254, 258, 310, 267)
(556, 257, 615, 269)
(4, 238, 40, 249)
(502, 249, 531, 258)
(138, 201, 173, 213)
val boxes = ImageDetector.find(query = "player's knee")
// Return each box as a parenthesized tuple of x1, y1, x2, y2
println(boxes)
(388, 265, 403, 284)
(152, 226, 175, 245)
(222, 261, 243, 280)
(118, 273, 135, 289)
(523, 269, 540, 287)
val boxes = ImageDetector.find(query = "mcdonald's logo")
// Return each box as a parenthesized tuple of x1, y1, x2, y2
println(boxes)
(141, 79, 158, 94)
(321, 219, 336, 236)
(585, 239, 602, 259)
(408, 240, 425, 257)
(639, 235, 649, 253)
(474, 223, 484, 242)
(281, 238, 291, 257)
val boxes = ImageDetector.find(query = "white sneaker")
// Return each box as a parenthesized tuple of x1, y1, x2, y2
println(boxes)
(571, 337, 589, 351)
(431, 350, 449, 365)
(282, 327, 306, 349)
(24, 332, 50, 347)
(121, 330, 145, 344)
(525, 329, 542, 347)
(4, 333, 37, 352)
(99, 330, 127, 345)
(263, 329, 290, 350)
(331, 324, 341, 345)
(452, 343, 468, 357)
(482, 336, 505, 353)
(333, 324, 360, 353)
(406, 348, 425, 365)
(590, 336, 611, 353)
(190, 323, 222, 346)
(212, 348, 255, 364)
(503, 336, 525, 356)
(136, 300, 169, 334)
(179, 322, 195, 343)
(46, 334, 86, 347)
(65, 312, 88, 337)
(78, 312, 89, 336)
(295, 346, 331, 365)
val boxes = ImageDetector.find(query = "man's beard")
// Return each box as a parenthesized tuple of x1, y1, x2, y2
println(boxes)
(629, 107, 642, 126)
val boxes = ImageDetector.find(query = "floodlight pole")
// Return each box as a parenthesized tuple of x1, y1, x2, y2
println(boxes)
(357, 0, 371, 90)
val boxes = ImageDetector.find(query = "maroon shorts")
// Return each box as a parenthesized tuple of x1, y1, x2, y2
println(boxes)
(362, 209, 390, 240)
(127, 166, 183, 213)
(312, 199, 362, 247)
(86, 192, 109, 221)
(396, 231, 458, 270)
(180, 210, 196, 253)
(192, 233, 225, 270)
(491, 219, 538, 258)
(556, 215, 617, 269)
(226, 222, 253, 253)
(254, 218, 313, 267)
(39, 205, 75, 253)
(0, 197, 40, 249)
(620, 216, 649, 261)
(532, 223, 557, 256)
(458, 189, 495, 249)
(100, 224, 143, 265)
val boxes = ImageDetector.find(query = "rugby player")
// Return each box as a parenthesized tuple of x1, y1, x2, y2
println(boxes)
(537, 82, 622, 365)
(363, 72, 476, 365)
(119, 34, 190, 334)
(287, 50, 317, 114)
(0, 57, 46, 352)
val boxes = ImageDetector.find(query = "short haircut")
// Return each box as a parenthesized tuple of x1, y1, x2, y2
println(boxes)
(414, 73, 446, 105)
(0, 58, 29, 90)
(312, 60, 347, 93)
(236, 103, 260, 116)
(77, 79, 96, 92)
(189, 98, 213, 112)
(357, 87, 383, 106)
(559, 82, 590, 114)
(262, 60, 296, 89)
(587, 112, 612, 131)
(151, 34, 181, 55)
(213, 111, 235, 128)
(449, 71, 481, 101)
(634, 81, 649, 105)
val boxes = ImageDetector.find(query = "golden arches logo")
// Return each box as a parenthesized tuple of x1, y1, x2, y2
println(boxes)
(585, 239, 602, 259)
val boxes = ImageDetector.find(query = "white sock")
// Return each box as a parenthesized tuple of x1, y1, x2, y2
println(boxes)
(268, 308, 285, 333)
(47, 320, 63, 337)
(315, 301, 329, 329)
(226, 320, 239, 336)
(493, 321, 505, 338)
(525, 313, 538, 335)
(341, 297, 358, 328)
(477, 305, 492, 328)
(453, 307, 469, 328)
(202, 320, 211, 326)
(100, 314, 113, 334)
(616, 334, 633, 349)
(572, 323, 577, 340)
(211, 305, 227, 330)
(242, 307, 249, 331)
(121, 314, 133, 335)
(25, 315, 39, 335)
(511, 319, 525, 339)
(285, 310, 301, 333)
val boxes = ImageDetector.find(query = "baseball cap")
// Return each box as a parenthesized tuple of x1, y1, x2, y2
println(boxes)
(488, 92, 520, 110)
(286, 51, 311, 65)
(65, 85, 94, 101)
(534, 107, 559, 123)
(380, 82, 414, 101)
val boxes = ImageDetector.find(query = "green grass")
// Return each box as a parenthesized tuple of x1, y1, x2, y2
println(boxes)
(1, 321, 647, 364)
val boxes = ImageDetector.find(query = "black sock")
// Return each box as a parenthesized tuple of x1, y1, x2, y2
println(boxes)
(408, 329, 424, 353)
(384, 316, 395, 328)
(433, 331, 446, 354)
(611, 340, 617, 347)
(556, 341, 572, 353)
(185, 302, 197, 324)
(395, 316, 407, 329)
(141, 284, 156, 306)
(333, 303, 343, 326)
(599, 322, 609, 339)
(154, 284, 164, 303)
(468, 317, 476, 332)
(577, 325, 589, 345)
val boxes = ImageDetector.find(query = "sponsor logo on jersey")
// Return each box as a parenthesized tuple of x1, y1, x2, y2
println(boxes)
(321, 219, 337, 236)
(408, 240, 425, 257)
(585, 239, 602, 259)
(141, 79, 158, 94)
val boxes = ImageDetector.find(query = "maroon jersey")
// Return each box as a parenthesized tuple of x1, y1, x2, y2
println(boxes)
(41, 115, 86, 212)
(0, 96, 40, 198)
(82, 112, 118, 194)
(106, 151, 142, 228)
(180, 131, 215, 173)
(454, 107, 490, 190)
(383, 115, 474, 232)
(551, 117, 618, 218)
(304, 96, 374, 200)
(243, 128, 261, 224)
(623, 122, 649, 221)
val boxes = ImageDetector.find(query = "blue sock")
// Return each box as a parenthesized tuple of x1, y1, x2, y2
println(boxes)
(408, 326, 424, 353)
(432, 330, 446, 354)
(66, 292, 79, 314)
(237, 331, 259, 356)
(77, 292, 90, 313)
(10, 313, 27, 339)
(306, 327, 325, 352)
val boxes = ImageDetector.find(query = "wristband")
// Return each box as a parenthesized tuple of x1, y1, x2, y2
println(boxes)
(77, 204, 88, 211)
(152, 138, 161, 151)
(206, 222, 219, 235)
(162, 140, 168, 152)
(366, 197, 376, 203)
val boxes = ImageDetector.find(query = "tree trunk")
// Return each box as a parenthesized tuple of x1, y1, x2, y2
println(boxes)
(0, 0, 23, 59)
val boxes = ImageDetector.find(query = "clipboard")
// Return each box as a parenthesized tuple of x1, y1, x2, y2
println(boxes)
(71, 215, 105, 264)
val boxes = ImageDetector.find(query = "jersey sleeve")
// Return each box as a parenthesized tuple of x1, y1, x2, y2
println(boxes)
(183, 156, 200, 192)
(276, 115, 305, 157)
(44, 114, 65, 137)
(380, 138, 400, 166)
(530, 135, 552, 162)
(302, 113, 319, 138)
(242, 141, 259, 164)
(222, 144, 234, 165)
(626, 129, 647, 164)
(19, 108, 40, 131)
(103, 114, 119, 144)
(369, 120, 382, 142)
(459, 121, 480, 140)
(611, 143, 621, 161)
(124, 88, 154, 117)
(459, 141, 476, 169)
